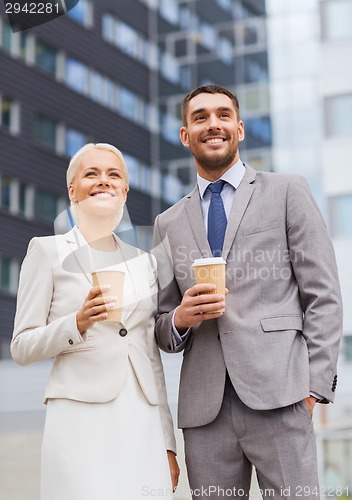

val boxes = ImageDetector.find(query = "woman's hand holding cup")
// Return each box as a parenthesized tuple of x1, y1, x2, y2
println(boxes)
(76, 285, 117, 334)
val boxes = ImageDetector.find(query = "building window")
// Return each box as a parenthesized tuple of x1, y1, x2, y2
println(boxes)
(162, 172, 183, 204)
(67, 0, 93, 27)
(102, 13, 151, 66)
(216, 0, 233, 12)
(119, 88, 139, 122)
(35, 40, 57, 76)
(160, 51, 179, 84)
(19, 182, 27, 215)
(159, 0, 179, 25)
(217, 37, 233, 65)
(65, 128, 88, 157)
(328, 195, 352, 237)
(244, 116, 272, 149)
(199, 22, 217, 51)
(34, 189, 59, 221)
(123, 154, 154, 196)
(33, 114, 90, 157)
(0, 256, 19, 295)
(89, 70, 104, 102)
(244, 53, 268, 83)
(343, 335, 352, 363)
(0, 96, 20, 134)
(161, 111, 180, 145)
(65, 57, 89, 95)
(0, 176, 11, 210)
(34, 115, 58, 151)
(179, 5, 198, 30)
(0, 257, 11, 293)
(0, 18, 13, 53)
(321, 0, 352, 41)
(325, 94, 352, 137)
(115, 21, 140, 58)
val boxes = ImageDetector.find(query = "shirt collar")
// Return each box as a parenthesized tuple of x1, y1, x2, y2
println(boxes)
(197, 159, 246, 199)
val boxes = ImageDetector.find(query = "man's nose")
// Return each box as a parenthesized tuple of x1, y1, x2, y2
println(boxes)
(207, 114, 221, 129)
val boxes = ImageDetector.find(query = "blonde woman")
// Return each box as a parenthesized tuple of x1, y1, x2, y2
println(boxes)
(12, 143, 179, 500)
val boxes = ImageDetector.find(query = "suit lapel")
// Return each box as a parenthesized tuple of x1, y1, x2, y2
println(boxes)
(185, 186, 212, 257)
(63, 227, 93, 284)
(114, 235, 141, 323)
(222, 164, 257, 260)
(184, 165, 257, 260)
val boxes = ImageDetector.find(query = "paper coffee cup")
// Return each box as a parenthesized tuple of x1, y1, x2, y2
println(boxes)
(92, 270, 125, 322)
(192, 257, 226, 312)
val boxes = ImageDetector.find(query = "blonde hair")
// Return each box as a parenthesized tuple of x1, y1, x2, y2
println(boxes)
(67, 143, 129, 187)
(67, 143, 129, 224)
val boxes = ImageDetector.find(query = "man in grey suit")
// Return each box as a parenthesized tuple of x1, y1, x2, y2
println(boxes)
(153, 84, 343, 499)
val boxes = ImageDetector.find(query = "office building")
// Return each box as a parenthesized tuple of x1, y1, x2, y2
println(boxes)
(1, 0, 270, 358)
(267, 0, 352, 490)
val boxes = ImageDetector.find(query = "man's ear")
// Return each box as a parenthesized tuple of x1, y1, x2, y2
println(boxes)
(238, 120, 245, 143)
(180, 127, 190, 148)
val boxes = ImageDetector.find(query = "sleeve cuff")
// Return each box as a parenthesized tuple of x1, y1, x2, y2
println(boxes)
(171, 308, 190, 348)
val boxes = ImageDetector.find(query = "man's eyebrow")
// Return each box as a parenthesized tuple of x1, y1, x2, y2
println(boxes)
(190, 107, 206, 117)
(190, 106, 234, 116)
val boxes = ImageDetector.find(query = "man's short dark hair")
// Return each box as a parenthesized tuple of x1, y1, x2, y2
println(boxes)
(181, 84, 240, 126)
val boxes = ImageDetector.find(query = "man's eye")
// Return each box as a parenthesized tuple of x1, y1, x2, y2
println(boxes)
(220, 113, 230, 118)
(195, 115, 205, 121)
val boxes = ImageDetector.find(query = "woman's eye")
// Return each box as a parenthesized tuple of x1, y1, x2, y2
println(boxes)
(110, 172, 121, 177)
(85, 171, 97, 177)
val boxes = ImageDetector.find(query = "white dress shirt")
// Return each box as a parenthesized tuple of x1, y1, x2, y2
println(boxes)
(171, 160, 245, 343)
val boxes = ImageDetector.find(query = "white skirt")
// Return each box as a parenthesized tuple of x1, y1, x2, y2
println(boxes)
(41, 363, 173, 500)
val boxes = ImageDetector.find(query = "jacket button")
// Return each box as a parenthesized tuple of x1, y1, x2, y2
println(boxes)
(119, 328, 128, 337)
(68, 339, 73, 345)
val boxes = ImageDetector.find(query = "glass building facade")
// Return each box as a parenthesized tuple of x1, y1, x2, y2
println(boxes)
(0, 0, 271, 358)
(267, 0, 352, 493)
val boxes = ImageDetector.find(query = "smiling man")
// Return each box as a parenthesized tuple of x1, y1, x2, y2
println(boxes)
(153, 84, 343, 499)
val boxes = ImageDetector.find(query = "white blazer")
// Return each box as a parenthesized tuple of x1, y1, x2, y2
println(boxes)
(12, 227, 176, 453)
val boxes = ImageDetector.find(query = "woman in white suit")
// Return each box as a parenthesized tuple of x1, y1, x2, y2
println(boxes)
(11, 143, 179, 499)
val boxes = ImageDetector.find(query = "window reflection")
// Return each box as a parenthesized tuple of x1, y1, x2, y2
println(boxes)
(0, 257, 11, 293)
(328, 195, 352, 237)
(35, 40, 57, 76)
(0, 176, 11, 210)
(67, 0, 92, 27)
(244, 116, 272, 149)
(322, 0, 352, 40)
(34, 115, 57, 151)
(65, 129, 88, 157)
(34, 190, 59, 222)
(325, 94, 352, 137)
(65, 58, 89, 94)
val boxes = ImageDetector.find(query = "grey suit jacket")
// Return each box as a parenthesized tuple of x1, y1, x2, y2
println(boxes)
(153, 165, 343, 429)
(12, 227, 176, 452)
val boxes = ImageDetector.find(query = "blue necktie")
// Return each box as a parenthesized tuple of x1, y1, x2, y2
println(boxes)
(207, 180, 227, 257)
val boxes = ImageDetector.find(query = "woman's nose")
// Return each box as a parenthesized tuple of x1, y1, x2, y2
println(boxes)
(97, 176, 110, 185)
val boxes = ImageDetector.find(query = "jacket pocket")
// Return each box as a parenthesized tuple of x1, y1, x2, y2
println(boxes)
(60, 345, 95, 355)
(260, 315, 303, 332)
(243, 221, 279, 237)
